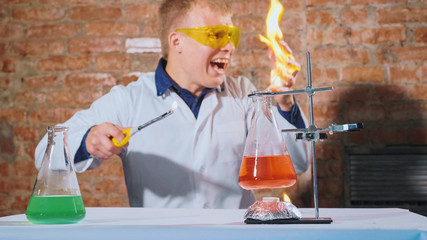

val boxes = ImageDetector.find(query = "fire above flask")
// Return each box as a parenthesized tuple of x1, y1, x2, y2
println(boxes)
(239, 91, 297, 190)
(26, 126, 85, 224)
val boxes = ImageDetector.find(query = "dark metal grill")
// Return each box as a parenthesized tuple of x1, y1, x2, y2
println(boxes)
(345, 147, 427, 216)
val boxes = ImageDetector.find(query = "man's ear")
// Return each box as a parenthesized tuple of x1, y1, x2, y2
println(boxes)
(168, 32, 183, 53)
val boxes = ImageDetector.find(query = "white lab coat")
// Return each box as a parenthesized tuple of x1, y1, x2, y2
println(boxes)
(35, 73, 310, 209)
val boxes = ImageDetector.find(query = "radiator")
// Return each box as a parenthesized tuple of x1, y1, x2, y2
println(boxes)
(345, 147, 427, 216)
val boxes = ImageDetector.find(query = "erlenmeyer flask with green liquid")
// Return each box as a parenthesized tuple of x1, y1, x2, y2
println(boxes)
(26, 126, 85, 224)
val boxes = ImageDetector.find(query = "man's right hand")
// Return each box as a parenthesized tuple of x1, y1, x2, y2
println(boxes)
(85, 122, 129, 160)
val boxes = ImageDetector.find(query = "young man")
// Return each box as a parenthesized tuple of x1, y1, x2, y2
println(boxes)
(35, 0, 309, 209)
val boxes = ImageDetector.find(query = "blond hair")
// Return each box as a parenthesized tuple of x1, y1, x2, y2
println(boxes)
(158, 0, 233, 59)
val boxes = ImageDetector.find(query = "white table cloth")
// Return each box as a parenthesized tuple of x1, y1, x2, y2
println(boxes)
(0, 207, 426, 240)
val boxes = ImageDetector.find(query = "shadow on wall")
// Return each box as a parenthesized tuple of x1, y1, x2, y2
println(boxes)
(315, 83, 426, 208)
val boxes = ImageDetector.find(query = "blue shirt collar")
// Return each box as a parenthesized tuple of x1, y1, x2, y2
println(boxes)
(155, 58, 174, 96)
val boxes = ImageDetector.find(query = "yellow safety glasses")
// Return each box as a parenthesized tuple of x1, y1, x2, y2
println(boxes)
(176, 25, 241, 49)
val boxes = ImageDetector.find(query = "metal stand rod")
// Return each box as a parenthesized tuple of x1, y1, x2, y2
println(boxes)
(307, 52, 319, 219)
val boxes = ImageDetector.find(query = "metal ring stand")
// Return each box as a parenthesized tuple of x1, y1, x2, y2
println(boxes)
(248, 52, 363, 224)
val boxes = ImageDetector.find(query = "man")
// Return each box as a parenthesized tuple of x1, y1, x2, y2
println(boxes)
(35, 0, 309, 209)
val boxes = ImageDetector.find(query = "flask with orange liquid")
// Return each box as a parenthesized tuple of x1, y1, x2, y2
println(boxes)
(238, 91, 296, 190)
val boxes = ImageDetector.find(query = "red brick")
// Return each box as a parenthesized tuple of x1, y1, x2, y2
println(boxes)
(125, 4, 158, 20)
(307, 0, 344, 6)
(38, 56, 90, 71)
(231, 52, 269, 69)
(318, 179, 343, 197)
(282, 0, 304, 11)
(24, 144, 37, 160)
(69, 38, 122, 54)
(232, 17, 264, 33)
(94, 178, 127, 194)
(0, 163, 9, 177)
(27, 24, 80, 39)
(23, 75, 58, 89)
(29, 108, 80, 124)
(307, 9, 338, 26)
(142, 20, 158, 37)
(69, 6, 122, 21)
(40, 0, 95, 3)
(12, 161, 37, 177)
(347, 130, 369, 145)
(9, 40, 64, 56)
(12, 7, 65, 21)
(349, 26, 406, 44)
(16, 91, 47, 106)
(244, 34, 268, 51)
(0, 77, 10, 89)
(0, 195, 7, 212)
(313, 103, 340, 122)
(13, 126, 38, 142)
(342, 8, 369, 25)
(387, 103, 427, 121)
(414, 27, 427, 43)
(351, 0, 406, 4)
(0, 42, 5, 56)
(95, 55, 131, 71)
(311, 48, 370, 64)
(230, 0, 270, 16)
(342, 66, 384, 83)
(310, 68, 339, 87)
(1, 0, 33, 3)
(10, 195, 30, 211)
(0, 177, 32, 192)
(406, 127, 427, 144)
(1, 59, 17, 72)
(0, 139, 15, 155)
(407, 84, 427, 101)
(282, 14, 305, 33)
(307, 27, 348, 46)
(47, 89, 104, 105)
(369, 127, 409, 145)
(0, 109, 26, 122)
(65, 73, 117, 88)
(378, 7, 427, 24)
(283, 33, 304, 51)
(333, 85, 373, 102)
(84, 22, 140, 37)
(372, 84, 407, 102)
(378, 46, 427, 64)
(316, 144, 343, 160)
(343, 103, 386, 122)
(0, 8, 7, 22)
(317, 157, 343, 179)
(389, 65, 421, 83)
(0, 23, 24, 38)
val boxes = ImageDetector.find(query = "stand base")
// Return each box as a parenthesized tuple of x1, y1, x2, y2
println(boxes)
(245, 217, 333, 224)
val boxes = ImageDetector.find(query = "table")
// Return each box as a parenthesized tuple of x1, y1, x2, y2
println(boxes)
(0, 208, 426, 240)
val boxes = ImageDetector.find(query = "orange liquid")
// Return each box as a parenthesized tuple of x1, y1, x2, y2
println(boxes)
(238, 155, 297, 190)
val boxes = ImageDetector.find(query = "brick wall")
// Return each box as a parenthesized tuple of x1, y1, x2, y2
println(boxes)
(1, 0, 426, 216)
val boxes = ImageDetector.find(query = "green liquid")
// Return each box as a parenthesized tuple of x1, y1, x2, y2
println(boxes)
(26, 195, 86, 224)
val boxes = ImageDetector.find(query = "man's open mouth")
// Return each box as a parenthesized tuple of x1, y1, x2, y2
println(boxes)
(210, 58, 229, 71)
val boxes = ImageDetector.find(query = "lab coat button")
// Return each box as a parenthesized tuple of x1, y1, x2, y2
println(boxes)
(199, 166, 205, 173)
(203, 203, 209, 208)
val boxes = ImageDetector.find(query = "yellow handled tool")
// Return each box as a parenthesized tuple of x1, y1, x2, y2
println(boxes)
(112, 102, 177, 147)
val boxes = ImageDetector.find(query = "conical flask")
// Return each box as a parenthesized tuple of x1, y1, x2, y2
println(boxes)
(26, 126, 85, 224)
(239, 92, 297, 190)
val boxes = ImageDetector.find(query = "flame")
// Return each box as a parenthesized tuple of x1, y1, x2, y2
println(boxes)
(260, 0, 300, 91)
(283, 193, 292, 203)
